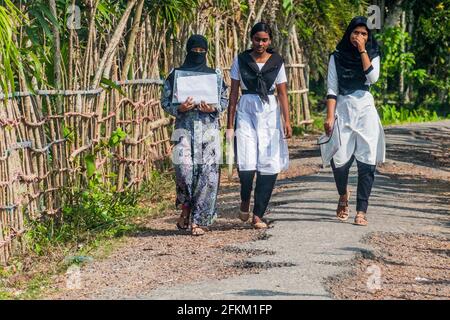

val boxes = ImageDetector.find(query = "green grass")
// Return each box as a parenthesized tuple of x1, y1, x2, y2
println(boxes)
(0, 170, 175, 300)
(379, 104, 448, 126)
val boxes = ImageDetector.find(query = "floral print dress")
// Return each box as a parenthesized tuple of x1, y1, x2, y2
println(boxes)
(161, 70, 228, 226)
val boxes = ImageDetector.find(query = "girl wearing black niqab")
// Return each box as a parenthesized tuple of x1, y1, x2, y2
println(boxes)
(324, 16, 385, 226)
(161, 34, 228, 236)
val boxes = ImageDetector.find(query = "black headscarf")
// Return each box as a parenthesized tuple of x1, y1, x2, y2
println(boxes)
(332, 16, 381, 95)
(237, 48, 283, 103)
(167, 34, 215, 92)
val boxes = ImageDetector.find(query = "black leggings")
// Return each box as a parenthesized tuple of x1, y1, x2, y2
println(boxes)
(331, 156, 376, 213)
(238, 170, 277, 218)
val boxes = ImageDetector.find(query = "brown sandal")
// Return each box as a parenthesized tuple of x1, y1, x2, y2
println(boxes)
(239, 210, 250, 222)
(251, 216, 268, 229)
(191, 224, 206, 236)
(354, 212, 368, 226)
(336, 191, 350, 221)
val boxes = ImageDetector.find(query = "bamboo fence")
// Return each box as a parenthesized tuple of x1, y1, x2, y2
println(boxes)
(0, 80, 172, 264)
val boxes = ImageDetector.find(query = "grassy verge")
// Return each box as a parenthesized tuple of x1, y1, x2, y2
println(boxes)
(0, 170, 175, 300)
(379, 104, 449, 126)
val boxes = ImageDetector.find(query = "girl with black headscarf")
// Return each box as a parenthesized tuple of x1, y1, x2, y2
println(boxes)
(324, 16, 385, 226)
(161, 34, 228, 236)
(227, 22, 292, 229)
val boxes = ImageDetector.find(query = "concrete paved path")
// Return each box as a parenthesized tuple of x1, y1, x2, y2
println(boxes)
(142, 121, 449, 300)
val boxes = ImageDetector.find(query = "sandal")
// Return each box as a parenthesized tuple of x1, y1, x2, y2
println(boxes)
(176, 205, 190, 230)
(191, 224, 206, 236)
(239, 210, 251, 222)
(354, 212, 368, 226)
(251, 216, 268, 229)
(336, 190, 350, 221)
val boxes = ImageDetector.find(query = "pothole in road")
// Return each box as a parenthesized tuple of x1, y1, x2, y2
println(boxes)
(233, 261, 296, 269)
(257, 233, 272, 241)
(222, 246, 276, 256)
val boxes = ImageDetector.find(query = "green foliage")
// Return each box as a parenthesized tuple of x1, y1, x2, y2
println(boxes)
(145, 0, 200, 32)
(0, 0, 25, 93)
(373, 27, 427, 101)
(412, 0, 450, 105)
(25, 177, 140, 255)
(293, 0, 368, 79)
(379, 104, 444, 125)
(100, 77, 126, 96)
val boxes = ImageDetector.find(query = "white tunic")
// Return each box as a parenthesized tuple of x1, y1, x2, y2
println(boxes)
(327, 55, 386, 168)
(230, 57, 289, 174)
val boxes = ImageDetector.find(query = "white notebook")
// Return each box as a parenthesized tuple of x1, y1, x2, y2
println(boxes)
(176, 73, 219, 105)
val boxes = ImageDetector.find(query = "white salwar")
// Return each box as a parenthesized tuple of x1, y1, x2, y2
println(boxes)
(327, 55, 386, 168)
(231, 57, 289, 174)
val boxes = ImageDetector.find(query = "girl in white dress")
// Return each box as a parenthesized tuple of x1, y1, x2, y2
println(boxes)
(227, 22, 292, 229)
(324, 16, 385, 226)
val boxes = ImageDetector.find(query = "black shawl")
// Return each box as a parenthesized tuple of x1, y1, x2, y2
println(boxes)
(237, 49, 284, 103)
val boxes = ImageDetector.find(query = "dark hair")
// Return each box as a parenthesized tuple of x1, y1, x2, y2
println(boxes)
(250, 22, 272, 39)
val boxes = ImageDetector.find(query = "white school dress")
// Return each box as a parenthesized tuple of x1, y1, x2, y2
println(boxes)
(230, 56, 289, 175)
(327, 55, 386, 168)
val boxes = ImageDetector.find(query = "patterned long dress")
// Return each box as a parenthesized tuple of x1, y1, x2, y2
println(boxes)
(161, 70, 228, 226)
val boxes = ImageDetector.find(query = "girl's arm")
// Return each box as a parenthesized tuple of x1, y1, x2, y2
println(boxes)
(364, 56, 380, 84)
(355, 36, 380, 84)
(160, 79, 180, 117)
(324, 55, 338, 136)
(276, 82, 292, 138)
(227, 79, 240, 130)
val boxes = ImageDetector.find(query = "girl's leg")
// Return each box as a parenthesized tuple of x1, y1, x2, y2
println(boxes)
(253, 172, 277, 219)
(174, 164, 194, 229)
(331, 156, 355, 221)
(356, 160, 376, 213)
(191, 164, 220, 228)
(330, 155, 355, 196)
(238, 169, 256, 212)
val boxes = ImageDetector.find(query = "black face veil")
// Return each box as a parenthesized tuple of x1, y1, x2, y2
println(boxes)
(167, 34, 215, 95)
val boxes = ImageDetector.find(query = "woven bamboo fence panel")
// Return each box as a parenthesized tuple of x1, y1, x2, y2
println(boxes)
(0, 80, 172, 264)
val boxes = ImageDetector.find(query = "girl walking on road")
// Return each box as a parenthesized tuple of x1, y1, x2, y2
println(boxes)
(161, 34, 228, 236)
(324, 16, 385, 226)
(227, 22, 292, 229)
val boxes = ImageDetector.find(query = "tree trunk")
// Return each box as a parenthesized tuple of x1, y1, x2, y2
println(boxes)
(91, 0, 137, 87)
(399, 10, 406, 104)
(49, 0, 62, 112)
(214, 16, 221, 68)
(121, 0, 145, 80)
